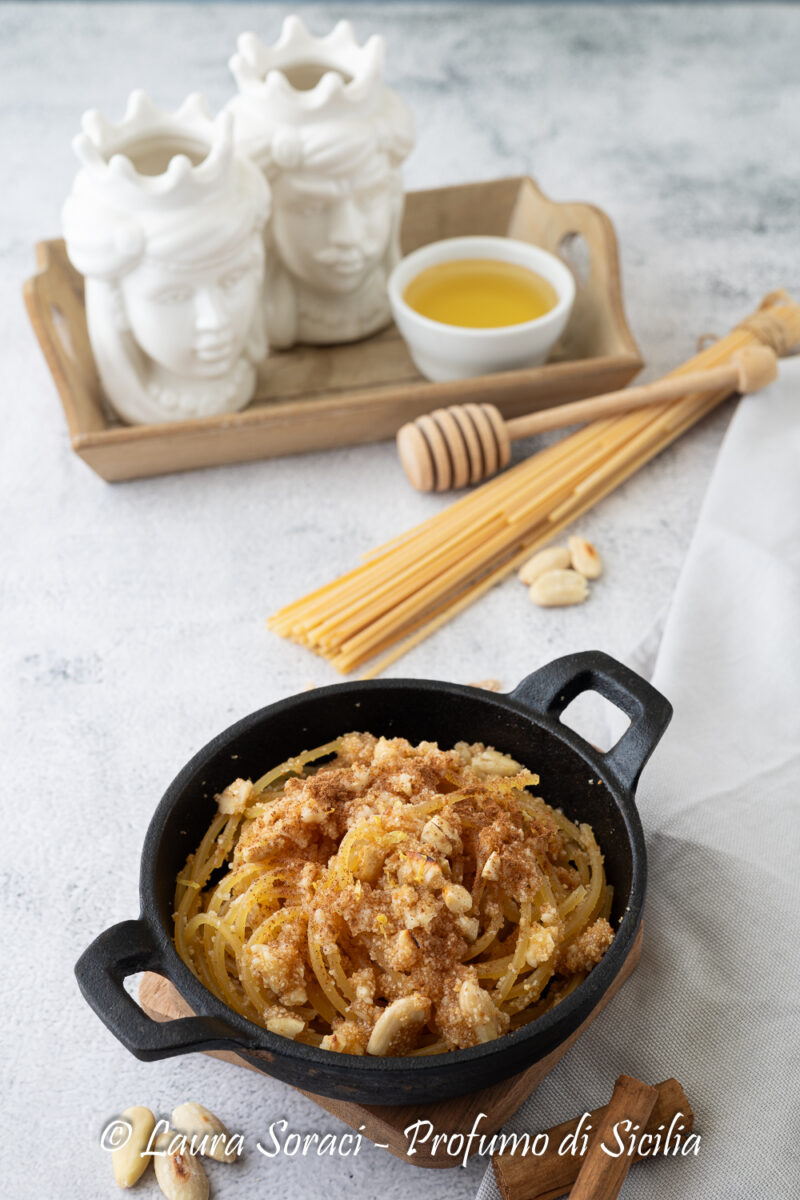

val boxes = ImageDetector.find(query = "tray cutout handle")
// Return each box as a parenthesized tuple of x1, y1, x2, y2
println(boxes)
(24, 240, 107, 437)
(510, 651, 672, 792)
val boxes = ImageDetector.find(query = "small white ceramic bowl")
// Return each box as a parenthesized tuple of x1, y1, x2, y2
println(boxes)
(388, 235, 576, 383)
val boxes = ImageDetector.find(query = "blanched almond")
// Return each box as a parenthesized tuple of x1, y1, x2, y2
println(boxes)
(171, 1102, 238, 1164)
(112, 1106, 155, 1188)
(265, 1013, 306, 1039)
(443, 882, 473, 914)
(366, 993, 430, 1055)
(397, 851, 444, 889)
(481, 850, 502, 881)
(421, 813, 459, 856)
(470, 747, 523, 776)
(216, 778, 252, 815)
(456, 914, 480, 941)
(517, 545, 570, 586)
(154, 1130, 209, 1200)
(391, 929, 419, 970)
(529, 568, 589, 607)
(525, 923, 556, 966)
(458, 977, 507, 1043)
(568, 536, 603, 579)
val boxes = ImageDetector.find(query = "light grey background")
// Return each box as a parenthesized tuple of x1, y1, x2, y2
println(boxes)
(1, 4, 797, 1197)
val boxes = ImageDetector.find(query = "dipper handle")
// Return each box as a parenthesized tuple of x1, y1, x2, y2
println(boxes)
(505, 345, 777, 440)
(396, 345, 778, 493)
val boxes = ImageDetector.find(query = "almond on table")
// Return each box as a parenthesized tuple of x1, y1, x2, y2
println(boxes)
(517, 545, 570, 586)
(112, 1106, 155, 1189)
(568, 535, 603, 579)
(153, 1130, 209, 1200)
(529, 568, 590, 607)
(171, 1101, 238, 1164)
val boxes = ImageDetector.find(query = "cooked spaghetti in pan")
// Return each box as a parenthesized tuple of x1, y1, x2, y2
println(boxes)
(174, 733, 615, 1056)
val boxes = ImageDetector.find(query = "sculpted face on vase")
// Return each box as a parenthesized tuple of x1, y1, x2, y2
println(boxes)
(263, 122, 404, 347)
(225, 17, 415, 348)
(62, 93, 270, 425)
(272, 155, 393, 298)
(116, 216, 266, 413)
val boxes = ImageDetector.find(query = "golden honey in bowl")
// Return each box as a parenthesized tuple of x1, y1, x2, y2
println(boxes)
(403, 258, 559, 329)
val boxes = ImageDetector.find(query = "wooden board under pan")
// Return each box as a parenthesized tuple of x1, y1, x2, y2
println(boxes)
(138, 923, 642, 1170)
(24, 177, 642, 482)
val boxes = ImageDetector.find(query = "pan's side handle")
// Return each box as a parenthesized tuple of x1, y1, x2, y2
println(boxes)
(75, 919, 257, 1062)
(510, 651, 672, 792)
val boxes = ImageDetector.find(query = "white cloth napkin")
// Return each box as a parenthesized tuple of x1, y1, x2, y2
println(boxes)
(477, 356, 800, 1198)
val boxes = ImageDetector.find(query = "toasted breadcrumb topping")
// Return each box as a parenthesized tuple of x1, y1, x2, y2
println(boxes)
(181, 734, 614, 1055)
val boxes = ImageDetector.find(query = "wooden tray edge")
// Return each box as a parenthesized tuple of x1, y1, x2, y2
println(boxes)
(70, 353, 643, 452)
(512, 176, 641, 363)
(24, 242, 87, 443)
(25, 176, 644, 481)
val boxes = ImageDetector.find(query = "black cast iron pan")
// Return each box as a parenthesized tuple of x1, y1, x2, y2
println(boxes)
(76, 650, 671, 1105)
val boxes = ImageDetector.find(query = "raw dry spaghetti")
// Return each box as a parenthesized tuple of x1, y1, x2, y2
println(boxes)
(174, 733, 614, 1055)
(269, 292, 800, 675)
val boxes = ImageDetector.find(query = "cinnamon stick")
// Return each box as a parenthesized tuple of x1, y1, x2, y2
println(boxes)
(492, 1077, 694, 1200)
(567, 1075, 657, 1200)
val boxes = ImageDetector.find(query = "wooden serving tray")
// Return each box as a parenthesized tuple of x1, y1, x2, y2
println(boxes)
(138, 924, 642, 1170)
(25, 177, 642, 482)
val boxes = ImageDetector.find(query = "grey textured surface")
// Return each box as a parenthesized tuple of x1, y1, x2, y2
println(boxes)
(1, 4, 797, 1198)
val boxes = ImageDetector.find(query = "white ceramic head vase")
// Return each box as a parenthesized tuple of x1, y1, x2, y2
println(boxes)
(62, 92, 270, 425)
(226, 17, 415, 348)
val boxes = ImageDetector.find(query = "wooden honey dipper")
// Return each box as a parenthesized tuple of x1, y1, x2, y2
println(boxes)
(397, 343, 778, 492)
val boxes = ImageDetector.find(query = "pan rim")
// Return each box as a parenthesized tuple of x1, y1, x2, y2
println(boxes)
(139, 676, 646, 1077)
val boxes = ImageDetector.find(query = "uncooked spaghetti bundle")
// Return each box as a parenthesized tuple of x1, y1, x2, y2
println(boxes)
(269, 292, 800, 676)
